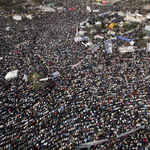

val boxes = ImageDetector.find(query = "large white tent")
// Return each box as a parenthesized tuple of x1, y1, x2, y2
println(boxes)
(5, 70, 18, 80)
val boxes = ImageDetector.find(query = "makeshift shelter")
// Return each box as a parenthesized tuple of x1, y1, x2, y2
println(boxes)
(118, 11, 126, 17)
(109, 23, 117, 29)
(124, 11, 146, 23)
(5, 70, 18, 80)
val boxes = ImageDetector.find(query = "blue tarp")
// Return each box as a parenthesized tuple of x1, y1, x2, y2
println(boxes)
(113, 35, 132, 42)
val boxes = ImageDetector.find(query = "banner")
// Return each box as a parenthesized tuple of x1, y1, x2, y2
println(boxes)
(40, 77, 49, 81)
(40, 71, 60, 81)
(71, 62, 81, 69)
(79, 139, 109, 149)
(92, 45, 99, 53)
(75, 26, 78, 36)
(119, 46, 136, 53)
(94, 35, 104, 39)
(147, 43, 150, 52)
(102, 1, 107, 4)
(93, 10, 99, 12)
(69, 7, 75, 11)
(122, 25, 140, 35)
(113, 35, 132, 42)
(74, 36, 88, 42)
(98, 11, 111, 17)
(104, 40, 112, 54)
(80, 18, 89, 27)
(117, 125, 145, 138)
(50, 71, 60, 79)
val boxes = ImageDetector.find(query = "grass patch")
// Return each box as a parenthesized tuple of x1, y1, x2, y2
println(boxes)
(28, 72, 46, 90)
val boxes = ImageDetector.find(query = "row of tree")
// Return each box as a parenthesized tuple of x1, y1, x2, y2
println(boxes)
(0, 0, 42, 14)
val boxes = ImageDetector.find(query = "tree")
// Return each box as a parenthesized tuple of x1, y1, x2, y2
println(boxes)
(0, 0, 13, 12)
(101, 23, 105, 30)
(138, 33, 144, 39)
(13, 5, 24, 14)
(32, 0, 43, 4)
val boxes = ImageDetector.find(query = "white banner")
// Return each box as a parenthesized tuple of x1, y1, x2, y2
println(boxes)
(79, 139, 109, 149)
(40, 71, 61, 81)
(94, 35, 104, 39)
(74, 36, 88, 42)
(80, 18, 89, 27)
(119, 46, 136, 53)
(71, 62, 81, 69)
(117, 125, 145, 138)
(98, 11, 111, 17)
(93, 10, 99, 12)
(104, 40, 112, 54)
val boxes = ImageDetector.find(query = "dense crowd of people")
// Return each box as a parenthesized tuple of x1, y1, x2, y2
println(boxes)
(0, 0, 150, 149)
